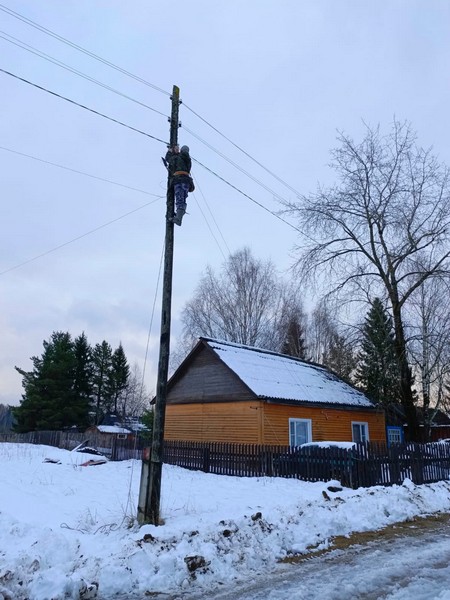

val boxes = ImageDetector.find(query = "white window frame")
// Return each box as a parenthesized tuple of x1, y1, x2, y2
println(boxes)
(289, 418, 312, 447)
(387, 427, 403, 445)
(352, 421, 369, 443)
(117, 433, 127, 439)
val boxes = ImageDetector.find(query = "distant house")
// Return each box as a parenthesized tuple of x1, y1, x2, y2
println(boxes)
(85, 424, 133, 443)
(164, 338, 386, 446)
(386, 405, 450, 443)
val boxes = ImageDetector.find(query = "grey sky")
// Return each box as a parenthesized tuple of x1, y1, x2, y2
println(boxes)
(1, 1, 450, 405)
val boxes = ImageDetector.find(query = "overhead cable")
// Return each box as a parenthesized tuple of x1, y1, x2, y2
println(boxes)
(0, 3, 170, 96)
(183, 103, 302, 198)
(0, 4, 300, 200)
(0, 67, 168, 145)
(0, 199, 162, 276)
(192, 157, 301, 233)
(0, 145, 163, 197)
(184, 125, 290, 205)
(0, 32, 168, 118)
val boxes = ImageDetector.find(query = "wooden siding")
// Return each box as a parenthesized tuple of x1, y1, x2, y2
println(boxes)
(262, 403, 385, 444)
(168, 345, 254, 404)
(165, 401, 386, 444)
(164, 401, 262, 443)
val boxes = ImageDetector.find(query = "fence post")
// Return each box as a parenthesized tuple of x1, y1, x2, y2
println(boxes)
(202, 447, 210, 473)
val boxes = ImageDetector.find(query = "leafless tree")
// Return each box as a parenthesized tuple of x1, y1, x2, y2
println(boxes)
(308, 304, 356, 380)
(286, 121, 450, 440)
(271, 283, 309, 358)
(116, 363, 152, 419)
(181, 247, 283, 349)
(407, 277, 450, 438)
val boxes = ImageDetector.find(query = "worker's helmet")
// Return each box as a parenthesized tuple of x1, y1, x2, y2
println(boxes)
(180, 145, 190, 154)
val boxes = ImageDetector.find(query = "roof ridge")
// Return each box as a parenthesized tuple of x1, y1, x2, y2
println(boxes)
(200, 336, 324, 369)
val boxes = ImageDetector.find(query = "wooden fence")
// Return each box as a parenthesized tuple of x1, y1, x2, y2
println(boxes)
(0, 430, 145, 461)
(2, 433, 450, 488)
(162, 440, 450, 488)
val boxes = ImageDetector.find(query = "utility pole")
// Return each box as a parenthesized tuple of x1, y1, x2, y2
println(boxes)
(137, 85, 180, 525)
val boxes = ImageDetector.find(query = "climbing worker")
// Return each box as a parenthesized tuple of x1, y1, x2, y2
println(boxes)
(164, 144, 195, 226)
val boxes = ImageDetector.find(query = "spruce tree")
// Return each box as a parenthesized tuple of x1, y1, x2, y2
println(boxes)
(111, 343, 130, 416)
(356, 298, 400, 406)
(322, 332, 356, 383)
(73, 332, 94, 427)
(281, 316, 308, 359)
(91, 341, 114, 423)
(14, 331, 89, 431)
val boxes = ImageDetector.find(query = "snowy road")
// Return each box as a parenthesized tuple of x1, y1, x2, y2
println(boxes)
(198, 516, 450, 600)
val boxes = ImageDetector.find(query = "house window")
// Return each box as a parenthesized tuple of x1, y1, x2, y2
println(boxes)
(352, 422, 369, 443)
(289, 418, 312, 447)
(117, 434, 127, 439)
(387, 426, 403, 446)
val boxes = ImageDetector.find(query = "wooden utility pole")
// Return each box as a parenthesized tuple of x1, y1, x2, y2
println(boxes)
(137, 85, 180, 525)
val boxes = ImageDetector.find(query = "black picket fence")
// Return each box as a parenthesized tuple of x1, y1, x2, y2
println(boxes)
(162, 440, 450, 488)
(3, 432, 450, 488)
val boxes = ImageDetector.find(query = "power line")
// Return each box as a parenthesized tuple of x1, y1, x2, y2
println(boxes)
(0, 67, 168, 144)
(0, 145, 164, 197)
(0, 3, 170, 97)
(192, 157, 301, 233)
(1, 30, 292, 206)
(0, 199, 162, 276)
(184, 125, 290, 205)
(192, 176, 231, 259)
(2, 67, 300, 236)
(183, 103, 302, 198)
(0, 3, 301, 203)
(0, 31, 168, 118)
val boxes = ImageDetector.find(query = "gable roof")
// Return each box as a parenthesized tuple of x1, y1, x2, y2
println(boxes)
(201, 337, 374, 408)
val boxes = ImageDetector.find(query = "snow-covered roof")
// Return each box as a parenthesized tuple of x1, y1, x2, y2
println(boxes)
(97, 425, 131, 434)
(204, 338, 373, 408)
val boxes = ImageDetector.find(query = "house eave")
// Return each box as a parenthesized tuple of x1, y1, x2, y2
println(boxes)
(261, 396, 378, 411)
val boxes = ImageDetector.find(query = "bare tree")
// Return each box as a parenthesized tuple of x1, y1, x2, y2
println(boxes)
(116, 363, 152, 420)
(274, 284, 309, 358)
(407, 277, 450, 439)
(181, 247, 283, 349)
(287, 121, 450, 440)
(308, 304, 356, 380)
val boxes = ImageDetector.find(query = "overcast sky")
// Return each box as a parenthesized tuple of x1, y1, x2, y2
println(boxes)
(1, 1, 450, 406)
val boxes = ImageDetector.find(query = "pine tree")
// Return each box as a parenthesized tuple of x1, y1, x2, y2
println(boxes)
(355, 298, 400, 406)
(111, 343, 130, 416)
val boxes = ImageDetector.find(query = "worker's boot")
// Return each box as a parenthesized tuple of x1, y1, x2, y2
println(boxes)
(172, 207, 185, 226)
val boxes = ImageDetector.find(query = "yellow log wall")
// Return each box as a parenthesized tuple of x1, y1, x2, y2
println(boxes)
(164, 401, 262, 443)
(261, 403, 386, 445)
(165, 401, 386, 444)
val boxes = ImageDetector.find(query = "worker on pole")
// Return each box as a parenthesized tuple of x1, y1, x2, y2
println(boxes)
(164, 144, 194, 226)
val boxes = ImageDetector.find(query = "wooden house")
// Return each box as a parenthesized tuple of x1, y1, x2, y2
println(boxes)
(85, 424, 133, 444)
(164, 338, 386, 446)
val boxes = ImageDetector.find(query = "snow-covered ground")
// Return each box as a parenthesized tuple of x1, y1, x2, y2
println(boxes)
(1, 443, 450, 600)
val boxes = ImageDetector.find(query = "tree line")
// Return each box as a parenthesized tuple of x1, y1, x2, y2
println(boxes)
(14, 332, 151, 432)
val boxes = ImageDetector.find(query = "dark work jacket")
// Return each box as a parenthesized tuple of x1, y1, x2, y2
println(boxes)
(165, 149, 192, 186)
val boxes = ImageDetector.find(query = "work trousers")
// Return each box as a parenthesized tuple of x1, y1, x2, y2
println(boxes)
(174, 182, 189, 211)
